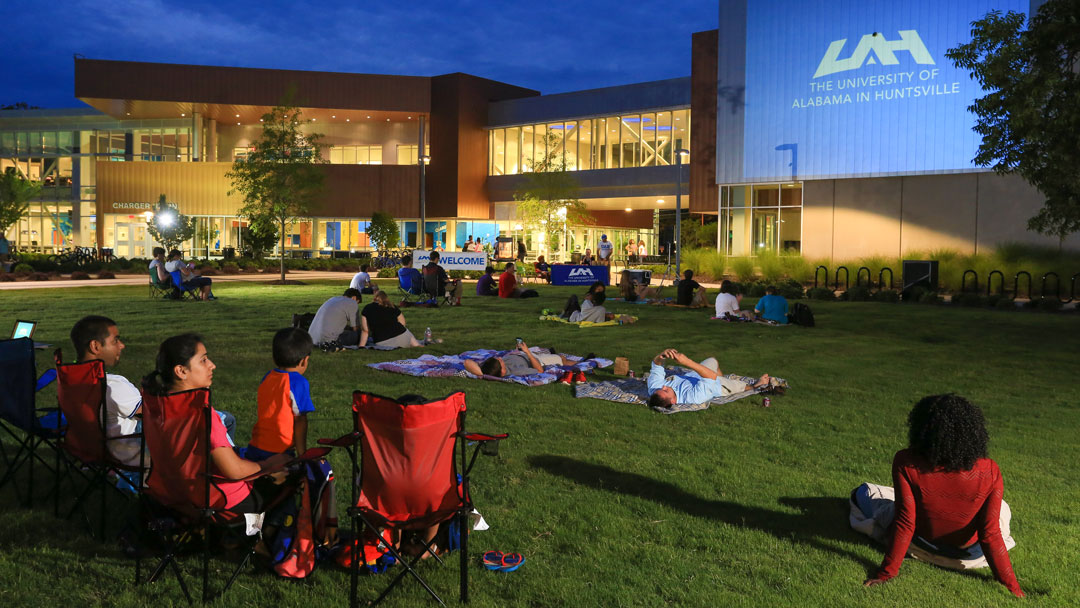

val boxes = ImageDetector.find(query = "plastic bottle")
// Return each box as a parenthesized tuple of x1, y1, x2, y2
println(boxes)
(425, 327, 433, 344)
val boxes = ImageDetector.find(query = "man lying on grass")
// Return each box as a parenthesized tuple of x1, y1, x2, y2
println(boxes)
(463, 339, 592, 383)
(647, 348, 771, 408)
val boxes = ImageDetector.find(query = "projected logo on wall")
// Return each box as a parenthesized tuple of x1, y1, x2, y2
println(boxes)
(738, 0, 1027, 182)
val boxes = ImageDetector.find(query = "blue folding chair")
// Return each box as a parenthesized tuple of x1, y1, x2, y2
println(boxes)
(168, 269, 201, 301)
(0, 337, 61, 506)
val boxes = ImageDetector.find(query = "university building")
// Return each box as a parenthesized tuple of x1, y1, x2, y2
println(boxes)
(2, 0, 1074, 261)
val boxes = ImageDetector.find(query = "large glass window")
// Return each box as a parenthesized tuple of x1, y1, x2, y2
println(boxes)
(330, 145, 383, 165)
(719, 183, 801, 256)
(506, 127, 520, 175)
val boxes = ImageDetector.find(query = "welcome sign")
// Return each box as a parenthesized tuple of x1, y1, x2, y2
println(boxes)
(731, 0, 1028, 182)
(411, 250, 488, 271)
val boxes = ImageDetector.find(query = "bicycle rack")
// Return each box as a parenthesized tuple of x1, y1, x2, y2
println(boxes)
(987, 270, 1004, 296)
(834, 266, 849, 292)
(961, 270, 978, 293)
(1013, 271, 1031, 301)
(879, 267, 893, 290)
(1040, 272, 1063, 303)
(814, 265, 828, 289)
(856, 266, 871, 288)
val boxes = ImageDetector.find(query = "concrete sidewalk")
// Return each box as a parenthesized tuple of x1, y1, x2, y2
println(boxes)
(0, 270, 360, 290)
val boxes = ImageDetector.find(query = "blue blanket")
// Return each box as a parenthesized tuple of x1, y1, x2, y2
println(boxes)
(368, 348, 613, 386)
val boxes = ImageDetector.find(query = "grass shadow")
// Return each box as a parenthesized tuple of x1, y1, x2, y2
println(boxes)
(529, 454, 877, 570)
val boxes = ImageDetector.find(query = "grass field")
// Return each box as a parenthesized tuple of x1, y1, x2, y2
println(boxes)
(1, 278, 1077, 607)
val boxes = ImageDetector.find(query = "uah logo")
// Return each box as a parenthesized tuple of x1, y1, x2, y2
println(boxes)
(814, 30, 934, 78)
(568, 267, 595, 278)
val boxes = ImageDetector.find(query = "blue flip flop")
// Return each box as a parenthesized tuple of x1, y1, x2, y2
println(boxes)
(499, 553, 525, 572)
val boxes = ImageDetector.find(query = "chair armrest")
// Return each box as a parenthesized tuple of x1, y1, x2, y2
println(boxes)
(317, 432, 360, 448)
(294, 447, 332, 462)
(463, 432, 509, 442)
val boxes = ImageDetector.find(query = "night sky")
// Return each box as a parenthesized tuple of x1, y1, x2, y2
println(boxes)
(3, 0, 717, 109)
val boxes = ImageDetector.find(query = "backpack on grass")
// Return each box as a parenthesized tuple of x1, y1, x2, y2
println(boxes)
(790, 302, 815, 327)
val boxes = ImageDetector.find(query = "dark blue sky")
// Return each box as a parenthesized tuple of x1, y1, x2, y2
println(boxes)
(3, 0, 717, 109)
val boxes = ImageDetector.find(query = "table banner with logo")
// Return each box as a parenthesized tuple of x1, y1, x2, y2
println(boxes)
(551, 264, 609, 286)
(411, 250, 488, 271)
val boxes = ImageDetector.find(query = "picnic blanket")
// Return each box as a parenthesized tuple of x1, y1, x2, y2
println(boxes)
(539, 314, 637, 327)
(574, 370, 789, 414)
(368, 348, 614, 387)
(607, 297, 674, 305)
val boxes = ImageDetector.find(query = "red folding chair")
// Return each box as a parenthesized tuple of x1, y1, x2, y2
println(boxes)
(136, 387, 328, 604)
(52, 349, 142, 539)
(320, 391, 507, 607)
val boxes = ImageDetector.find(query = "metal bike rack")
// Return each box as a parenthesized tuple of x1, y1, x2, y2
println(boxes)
(1040, 272, 1063, 303)
(834, 266, 849, 292)
(879, 267, 893, 290)
(856, 266, 871, 288)
(987, 270, 1004, 296)
(961, 270, 978, 293)
(1013, 271, 1031, 301)
(814, 265, 828, 289)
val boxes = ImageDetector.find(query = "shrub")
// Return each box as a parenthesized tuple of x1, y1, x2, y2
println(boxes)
(222, 263, 241, 275)
(780, 255, 814, 283)
(918, 291, 941, 305)
(843, 285, 873, 302)
(758, 253, 784, 282)
(377, 266, 401, 279)
(953, 292, 985, 307)
(331, 263, 353, 272)
(28, 272, 51, 281)
(775, 278, 804, 300)
(0, 273, 14, 282)
(70, 271, 91, 280)
(198, 267, 219, 277)
(745, 282, 767, 298)
(995, 297, 1016, 310)
(1037, 298, 1063, 312)
(872, 289, 900, 303)
(806, 287, 836, 301)
(731, 257, 756, 282)
(97, 271, 116, 279)
(13, 263, 34, 274)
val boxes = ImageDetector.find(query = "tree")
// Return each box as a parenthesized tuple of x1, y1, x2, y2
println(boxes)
(240, 217, 278, 259)
(145, 194, 196, 253)
(227, 96, 325, 282)
(514, 131, 593, 261)
(368, 211, 400, 250)
(0, 168, 41, 235)
(946, 1, 1080, 246)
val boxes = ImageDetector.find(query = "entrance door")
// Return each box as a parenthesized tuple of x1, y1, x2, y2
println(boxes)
(114, 223, 152, 258)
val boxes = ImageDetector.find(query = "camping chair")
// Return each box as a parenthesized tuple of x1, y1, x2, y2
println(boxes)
(136, 387, 324, 603)
(168, 269, 201, 301)
(51, 349, 142, 539)
(397, 273, 420, 303)
(421, 269, 453, 307)
(0, 337, 61, 507)
(319, 391, 507, 607)
(149, 267, 175, 299)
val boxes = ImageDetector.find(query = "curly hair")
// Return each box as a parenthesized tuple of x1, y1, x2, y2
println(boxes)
(907, 394, 989, 471)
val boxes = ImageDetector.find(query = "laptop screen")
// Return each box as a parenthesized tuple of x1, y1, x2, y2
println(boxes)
(11, 320, 36, 340)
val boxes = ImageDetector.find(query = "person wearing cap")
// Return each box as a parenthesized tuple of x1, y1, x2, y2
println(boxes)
(597, 234, 614, 267)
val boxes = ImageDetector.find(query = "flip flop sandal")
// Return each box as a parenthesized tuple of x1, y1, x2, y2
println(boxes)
(499, 553, 525, 572)
(482, 550, 503, 570)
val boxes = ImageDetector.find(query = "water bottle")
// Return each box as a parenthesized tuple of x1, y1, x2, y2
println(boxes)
(425, 327, 432, 344)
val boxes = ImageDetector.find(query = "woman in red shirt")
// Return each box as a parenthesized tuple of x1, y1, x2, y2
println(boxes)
(861, 394, 1023, 597)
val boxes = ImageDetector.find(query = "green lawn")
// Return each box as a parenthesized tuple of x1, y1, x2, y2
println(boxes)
(1, 279, 1077, 607)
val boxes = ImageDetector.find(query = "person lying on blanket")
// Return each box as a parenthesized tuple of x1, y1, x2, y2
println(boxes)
(463, 340, 589, 378)
(646, 349, 771, 408)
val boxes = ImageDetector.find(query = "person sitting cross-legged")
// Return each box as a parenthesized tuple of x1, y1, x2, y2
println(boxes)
(463, 339, 584, 382)
(476, 266, 498, 296)
(360, 290, 424, 348)
(715, 280, 753, 320)
(307, 288, 362, 349)
(566, 281, 616, 322)
(676, 269, 708, 307)
(349, 264, 375, 294)
(646, 349, 770, 408)
(754, 285, 789, 324)
(245, 328, 315, 462)
(498, 262, 521, 298)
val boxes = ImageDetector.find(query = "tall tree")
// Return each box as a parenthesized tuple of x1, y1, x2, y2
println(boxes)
(227, 97, 325, 282)
(0, 167, 41, 235)
(946, 0, 1080, 246)
(146, 194, 196, 253)
(514, 131, 592, 261)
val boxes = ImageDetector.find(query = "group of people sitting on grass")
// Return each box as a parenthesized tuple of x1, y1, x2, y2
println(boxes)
(149, 246, 215, 301)
(305, 288, 432, 352)
(714, 279, 790, 324)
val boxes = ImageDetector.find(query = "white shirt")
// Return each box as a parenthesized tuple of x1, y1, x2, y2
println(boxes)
(349, 271, 371, 291)
(308, 296, 359, 345)
(715, 292, 741, 318)
(105, 373, 143, 466)
(598, 240, 614, 259)
(638, 244, 646, 255)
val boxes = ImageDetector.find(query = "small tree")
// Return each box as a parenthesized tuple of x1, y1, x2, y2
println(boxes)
(368, 211, 400, 250)
(241, 216, 278, 259)
(146, 194, 196, 253)
(0, 168, 41, 236)
(946, 1, 1080, 246)
(514, 131, 592, 261)
(227, 95, 325, 283)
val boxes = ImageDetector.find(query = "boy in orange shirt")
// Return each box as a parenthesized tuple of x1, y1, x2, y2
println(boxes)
(246, 328, 315, 461)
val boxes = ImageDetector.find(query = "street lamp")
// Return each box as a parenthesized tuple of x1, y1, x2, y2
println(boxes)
(419, 154, 431, 248)
(675, 148, 689, 278)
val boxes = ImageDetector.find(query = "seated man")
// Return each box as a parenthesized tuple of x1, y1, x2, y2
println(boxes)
(754, 286, 789, 324)
(349, 264, 375, 294)
(165, 249, 214, 301)
(422, 251, 464, 305)
(533, 255, 551, 283)
(579, 248, 595, 265)
(307, 288, 362, 348)
(715, 280, 753, 320)
(498, 262, 521, 298)
(463, 340, 583, 379)
(647, 349, 770, 408)
(476, 265, 498, 296)
(676, 269, 708, 307)
(397, 254, 423, 295)
(149, 246, 179, 298)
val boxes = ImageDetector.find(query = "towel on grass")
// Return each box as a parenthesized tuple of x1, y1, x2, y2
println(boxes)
(574, 370, 789, 414)
(539, 314, 637, 327)
(368, 347, 613, 387)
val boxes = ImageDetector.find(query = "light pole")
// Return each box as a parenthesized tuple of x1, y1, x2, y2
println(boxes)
(419, 154, 431, 249)
(675, 148, 689, 278)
